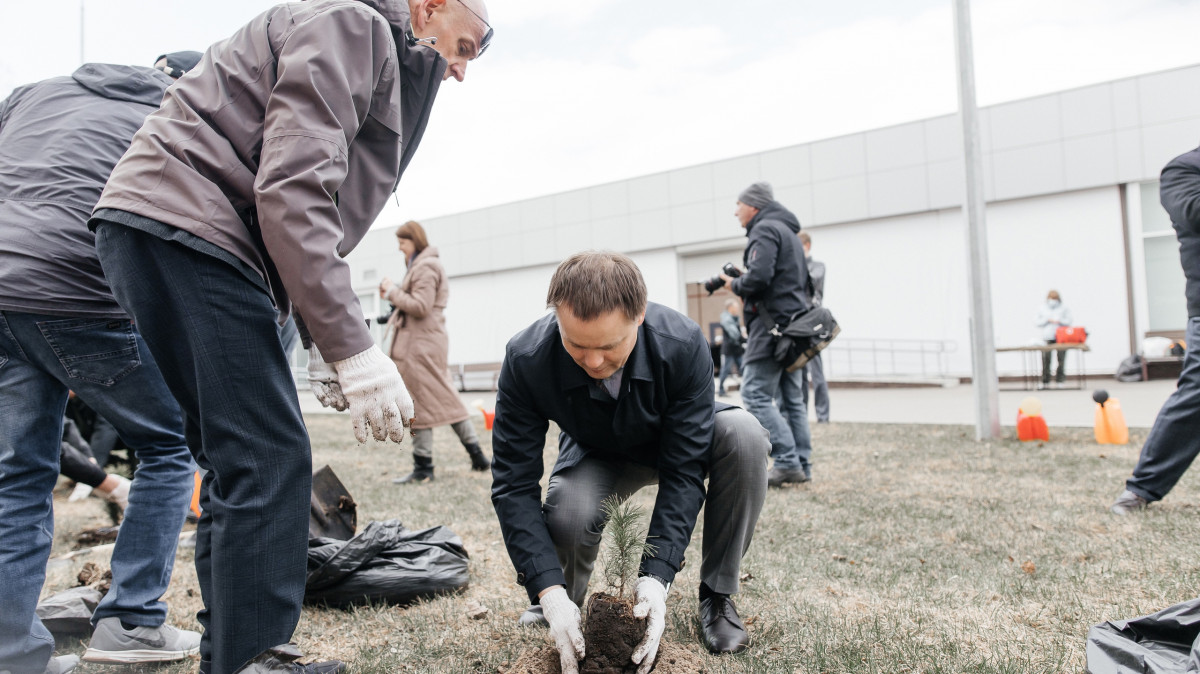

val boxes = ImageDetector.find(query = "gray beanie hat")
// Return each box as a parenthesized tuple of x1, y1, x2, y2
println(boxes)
(738, 181, 774, 209)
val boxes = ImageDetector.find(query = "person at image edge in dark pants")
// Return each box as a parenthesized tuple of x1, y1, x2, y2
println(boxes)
(1111, 145, 1200, 515)
(0, 54, 208, 674)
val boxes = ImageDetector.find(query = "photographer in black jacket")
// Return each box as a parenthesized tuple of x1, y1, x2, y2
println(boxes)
(719, 181, 814, 487)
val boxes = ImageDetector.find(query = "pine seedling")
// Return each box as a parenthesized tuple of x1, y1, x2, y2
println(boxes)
(598, 496, 656, 600)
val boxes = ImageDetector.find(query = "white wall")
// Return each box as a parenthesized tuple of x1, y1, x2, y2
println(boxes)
(984, 187, 1130, 377)
(803, 187, 1128, 378)
(444, 264, 558, 365)
(807, 210, 972, 378)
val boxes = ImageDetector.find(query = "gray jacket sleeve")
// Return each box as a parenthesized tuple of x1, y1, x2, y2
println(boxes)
(809, 259, 826, 307)
(0, 87, 23, 133)
(254, 3, 393, 362)
(720, 311, 740, 342)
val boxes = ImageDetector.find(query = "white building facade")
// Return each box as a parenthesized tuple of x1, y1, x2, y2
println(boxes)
(344, 64, 1200, 381)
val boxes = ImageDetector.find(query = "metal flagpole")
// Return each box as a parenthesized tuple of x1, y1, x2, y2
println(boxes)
(952, 0, 1001, 440)
(79, 1, 85, 64)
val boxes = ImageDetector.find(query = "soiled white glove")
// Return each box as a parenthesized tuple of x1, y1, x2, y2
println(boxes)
(333, 346, 414, 443)
(306, 346, 347, 411)
(540, 587, 584, 674)
(632, 576, 667, 674)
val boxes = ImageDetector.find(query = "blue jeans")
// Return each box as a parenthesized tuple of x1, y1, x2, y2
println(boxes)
(717, 350, 742, 395)
(0, 311, 192, 673)
(1126, 316, 1200, 502)
(95, 222, 312, 674)
(741, 357, 811, 472)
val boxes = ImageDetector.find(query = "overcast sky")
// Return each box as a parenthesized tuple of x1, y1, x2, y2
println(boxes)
(2, 0, 1198, 226)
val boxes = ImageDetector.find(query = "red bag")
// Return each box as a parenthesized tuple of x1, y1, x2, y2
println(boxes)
(1055, 326, 1087, 343)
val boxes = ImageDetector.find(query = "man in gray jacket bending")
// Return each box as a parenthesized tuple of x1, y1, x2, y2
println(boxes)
(89, 1, 491, 672)
(0, 56, 202, 674)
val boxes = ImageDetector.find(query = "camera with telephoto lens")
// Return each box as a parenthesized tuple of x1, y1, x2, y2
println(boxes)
(703, 263, 742, 295)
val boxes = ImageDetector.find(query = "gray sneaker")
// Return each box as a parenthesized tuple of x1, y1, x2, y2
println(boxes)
(1110, 489, 1149, 516)
(42, 655, 80, 674)
(83, 617, 200, 663)
(517, 604, 548, 627)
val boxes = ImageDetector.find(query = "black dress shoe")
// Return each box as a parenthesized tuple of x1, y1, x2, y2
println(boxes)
(699, 594, 749, 654)
(234, 644, 346, 673)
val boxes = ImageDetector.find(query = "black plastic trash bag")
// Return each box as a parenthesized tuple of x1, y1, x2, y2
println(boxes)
(1086, 598, 1200, 673)
(35, 586, 103, 636)
(304, 519, 469, 608)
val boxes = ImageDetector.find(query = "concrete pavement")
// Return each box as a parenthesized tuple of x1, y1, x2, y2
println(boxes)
(299, 376, 1178, 429)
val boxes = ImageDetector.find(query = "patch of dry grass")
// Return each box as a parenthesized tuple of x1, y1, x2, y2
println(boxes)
(41, 415, 1200, 672)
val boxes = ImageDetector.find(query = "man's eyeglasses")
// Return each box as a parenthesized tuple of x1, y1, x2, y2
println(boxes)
(455, 0, 492, 58)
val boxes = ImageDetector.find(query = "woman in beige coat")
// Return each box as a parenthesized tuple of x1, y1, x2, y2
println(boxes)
(380, 221, 490, 483)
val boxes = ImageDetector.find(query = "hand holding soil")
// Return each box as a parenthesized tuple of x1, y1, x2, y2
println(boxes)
(540, 586, 585, 674)
(631, 577, 667, 673)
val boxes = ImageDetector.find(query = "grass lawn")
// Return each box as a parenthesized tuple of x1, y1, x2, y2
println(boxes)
(44, 414, 1200, 673)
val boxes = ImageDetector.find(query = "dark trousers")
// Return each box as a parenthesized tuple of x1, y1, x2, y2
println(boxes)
(1126, 316, 1200, 502)
(60, 441, 107, 488)
(88, 415, 121, 466)
(544, 408, 769, 603)
(1041, 340, 1067, 383)
(96, 222, 311, 674)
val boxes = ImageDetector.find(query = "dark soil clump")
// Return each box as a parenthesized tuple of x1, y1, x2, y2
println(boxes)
(76, 562, 112, 594)
(505, 590, 709, 674)
(504, 643, 707, 674)
(580, 593, 643, 674)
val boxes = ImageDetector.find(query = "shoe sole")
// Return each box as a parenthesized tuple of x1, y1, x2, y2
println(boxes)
(82, 646, 199, 663)
(768, 476, 811, 488)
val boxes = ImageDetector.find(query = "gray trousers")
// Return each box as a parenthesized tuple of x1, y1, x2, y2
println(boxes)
(803, 352, 830, 422)
(412, 419, 479, 460)
(544, 408, 769, 604)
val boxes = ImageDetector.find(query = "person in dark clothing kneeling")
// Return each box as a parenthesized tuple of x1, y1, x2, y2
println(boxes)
(490, 251, 770, 674)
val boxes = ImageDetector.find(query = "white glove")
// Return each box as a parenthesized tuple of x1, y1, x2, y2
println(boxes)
(631, 576, 667, 674)
(307, 346, 347, 411)
(68, 482, 94, 502)
(332, 346, 414, 443)
(539, 587, 584, 674)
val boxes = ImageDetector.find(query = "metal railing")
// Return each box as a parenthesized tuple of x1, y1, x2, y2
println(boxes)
(821, 338, 958, 380)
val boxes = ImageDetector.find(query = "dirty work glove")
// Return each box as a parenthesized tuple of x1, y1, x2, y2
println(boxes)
(307, 346, 347, 411)
(332, 346, 414, 443)
(632, 576, 667, 674)
(540, 587, 585, 674)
